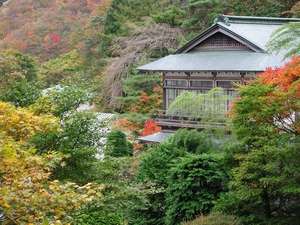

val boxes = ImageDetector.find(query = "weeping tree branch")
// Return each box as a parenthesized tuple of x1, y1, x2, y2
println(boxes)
(267, 22, 300, 58)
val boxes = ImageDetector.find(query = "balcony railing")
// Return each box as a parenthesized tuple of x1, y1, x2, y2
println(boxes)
(153, 110, 229, 130)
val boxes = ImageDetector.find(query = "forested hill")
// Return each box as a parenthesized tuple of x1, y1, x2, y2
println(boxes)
(0, 0, 298, 60)
(0, 0, 110, 61)
(0, 1, 300, 225)
(0, 0, 298, 109)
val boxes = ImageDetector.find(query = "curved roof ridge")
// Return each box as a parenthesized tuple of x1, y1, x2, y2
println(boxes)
(218, 15, 300, 25)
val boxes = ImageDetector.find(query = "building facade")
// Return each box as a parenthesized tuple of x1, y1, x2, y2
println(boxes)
(138, 15, 300, 142)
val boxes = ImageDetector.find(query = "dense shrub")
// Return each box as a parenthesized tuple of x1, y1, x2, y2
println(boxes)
(53, 112, 100, 183)
(0, 80, 41, 107)
(228, 0, 295, 17)
(182, 213, 241, 225)
(168, 129, 215, 154)
(165, 154, 227, 225)
(60, 111, 100, 150)
(39, 50, 84, 87)
(215, 137, 300, 225)
(48, 85, 91, 117)
(73, 201, 124, 225)
(30, 131, 60, 153)
(138, 143, 186, 186)
(0, 50, 37, 91)
(106, 130, 133, 157)
(127, 183, 166, 225)
(93, 157, 133, 184)
(152, 5, 186, 26)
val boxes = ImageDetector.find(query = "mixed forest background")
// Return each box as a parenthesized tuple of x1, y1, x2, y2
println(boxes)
(0, 0, 299, 225)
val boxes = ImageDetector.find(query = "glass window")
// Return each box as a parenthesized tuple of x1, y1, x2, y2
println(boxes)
(216, 80, 240, 89)
(166, 89, 186, 108)
(190, 80, 213, 89)
(165, 79, 188, 87)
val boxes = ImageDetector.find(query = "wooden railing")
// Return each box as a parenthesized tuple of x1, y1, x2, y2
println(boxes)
(153, 110, 229, 130)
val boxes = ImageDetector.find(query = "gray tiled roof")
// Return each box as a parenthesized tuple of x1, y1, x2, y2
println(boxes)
(217, 22, 280, 51)
(138, 15, 299, 73)
(138, 51, 287, 72)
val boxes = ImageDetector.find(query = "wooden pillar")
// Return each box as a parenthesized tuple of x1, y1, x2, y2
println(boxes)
(163, 73, 167, 111)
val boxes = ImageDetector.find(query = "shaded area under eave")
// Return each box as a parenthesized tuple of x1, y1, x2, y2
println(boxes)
(138, 132, 173, 143)
(138, 51, 287, 72)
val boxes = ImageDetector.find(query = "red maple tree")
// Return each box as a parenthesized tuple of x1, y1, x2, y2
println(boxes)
(260, 56, 300, 96)
(140, 119, 161, 136)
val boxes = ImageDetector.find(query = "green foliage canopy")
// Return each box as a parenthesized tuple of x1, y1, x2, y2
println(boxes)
(165, 154, 227, 225)
(106, 130, 133, 157)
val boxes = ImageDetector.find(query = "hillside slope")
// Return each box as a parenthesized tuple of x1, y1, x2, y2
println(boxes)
(0, 0, 111, 61)
(0, 0, 298, 110)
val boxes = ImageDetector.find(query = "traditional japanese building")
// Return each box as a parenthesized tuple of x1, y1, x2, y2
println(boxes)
(138, 15, 300, 143)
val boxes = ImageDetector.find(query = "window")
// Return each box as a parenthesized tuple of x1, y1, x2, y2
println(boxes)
(166, 89, 185, 108)
(216, 80, 239, 89)
(190, 80, 213, 89)
(165, 79, 188, 87)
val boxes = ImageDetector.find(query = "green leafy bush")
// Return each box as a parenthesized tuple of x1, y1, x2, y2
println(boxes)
(182, 213, 241, 225)
(39, 50, 84, 87)
(53, 112, 100, 183)
(138, 143, 186, 186)
(127, 183, 166, 225)
(215, 137, 300, 225)
(93, 157, 133, 184)
(73, 201, 124, 225)
(0, 80, 41, 107)
(228, 0, 292, 17)
(152, 5, 186, 26)
(48, 85, 91, 117)
(30, 131, 60, 153)
(0, 50, 37, 90)
(60, 111, 99, 150)
(106, 130, 133, 157)
(168, 129, 215, 154)
(165, 154, 227, 225)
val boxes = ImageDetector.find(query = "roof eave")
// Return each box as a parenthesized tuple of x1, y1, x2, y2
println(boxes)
(138, 68, 264, 73)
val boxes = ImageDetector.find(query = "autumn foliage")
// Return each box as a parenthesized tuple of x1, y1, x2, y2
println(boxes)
(129, 86, 163, 114)
(0, 101, 59, 142)
(232, 57, 300, 136)
(0, 0, 112, 61)
(0, 101, 103, 225)
(260, 56, 300, 95)
(113, 118, 142, 133)
(0, 140, 103, 225)
(140, 119, 161, 136)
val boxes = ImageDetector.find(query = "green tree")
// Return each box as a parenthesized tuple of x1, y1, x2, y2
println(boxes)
(217, 59, 300, 224)
(152, 5, 186, 26)
(47, 85, 91, 117)
(167, 88, 231, 122)
(216, 137, 300, 225)
(168, 129, 217, 154)
(0, 80, 41, 107)
(228, 0, 294, 17)
(53, 112, 100, 183)
(106, 130, 133, 157)
(182, 213, 241, 225)
(183, 0, 227, 29)
(0, 50, 37, 93)
(39, 50, 84, 87)
(138, 143, 186, 186)
(165, 154, 227, 225)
